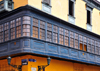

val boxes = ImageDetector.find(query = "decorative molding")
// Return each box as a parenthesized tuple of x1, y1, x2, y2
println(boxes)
(87, 24, 92, 31)
(23, 40, 30, 47)
(0, 44, 8, 52)
(33, 41, 45, 50)
(83, 0, 100, 10)
(68, 15, 75, 24)
(42, 3, 51, 14)
(10, 40, 20, 49)
(48, 44, 58, 53)
(60, 47, 69, 55)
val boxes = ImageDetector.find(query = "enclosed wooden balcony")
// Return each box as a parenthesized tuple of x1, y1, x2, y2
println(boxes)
(0, 5, 100, 66)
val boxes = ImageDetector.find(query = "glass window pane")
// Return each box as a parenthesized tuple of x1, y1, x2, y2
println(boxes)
(47, 31, 52, 42)
(70, 38, 74, 47)
(47, 23, 52, 31)
(53, 33, 58, 43)
(16, 18, 21, 26)
(59, 27, 63, 35)
(11, 28, 15, 39)
(16, 26, 21, 38)
(4, 30, 9, 41)
(65, 36, 68, 46)
(40, 29, 45, 40)
(75, 33, 78, 40)
(88, 44, 91, 52)
(70, 31, 74, 38)
(0, 32, 3, 43)
(75, 39, 78, 49)
(79, 35, 83, 41)
(65, 29, 69, 36)
(33, 26, 38, 38)
(33, 18, 38, 27)
(59, 35, 64, 45)
(10, 20, 15, 28)
(53, 25, 58, 33)
(40, 20, 45, 29)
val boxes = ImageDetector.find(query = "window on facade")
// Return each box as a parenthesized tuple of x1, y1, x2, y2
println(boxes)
(70, 31, 74, 47)
(95, 41, 99, 55)
(10, 20, 15, 40)
(69, 0, 74, 16)
(59, 27, 64, 45)
(0, 25, 3, 43)
(42, 0, 51, 14)
(91, 39, 95, 53)
(87, 10, 91, 24)
(84, 37, 87, 51)
(23, 16, 30, 36)
(43, 0, 50, 5)
(65, 29, 69, 46)
(16, 18, 21, 38)
(75, 33, 78, 49)
(53, 25, 58, 43)
(40, 20, 45, 40)
(4, 22, 9, 41)
(33, 18, 38, 38)
(88, 38, 91, 52)
(47, 23, 52, 42)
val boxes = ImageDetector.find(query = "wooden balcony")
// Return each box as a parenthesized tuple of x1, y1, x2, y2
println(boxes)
(0, 5, 100, 66)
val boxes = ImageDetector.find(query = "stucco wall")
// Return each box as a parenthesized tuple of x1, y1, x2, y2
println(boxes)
(0, 55, 100, 71)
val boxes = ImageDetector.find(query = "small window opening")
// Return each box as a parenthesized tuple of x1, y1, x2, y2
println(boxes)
(87, 10, 91, 24)
(80, 43, 87, 51)
(69, 0, 74, 16)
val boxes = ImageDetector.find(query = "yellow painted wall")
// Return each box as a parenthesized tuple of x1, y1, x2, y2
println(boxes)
(27, 0, 100, 35)
(92, 8, 100, 35)
(13, 0, 28, 9)
(28, 0, 68, 21)
(0, 55, 100, 71)
(75, 0, 87, 29)
(51, 0, 68, 21)
(28, 0, 42, 10)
